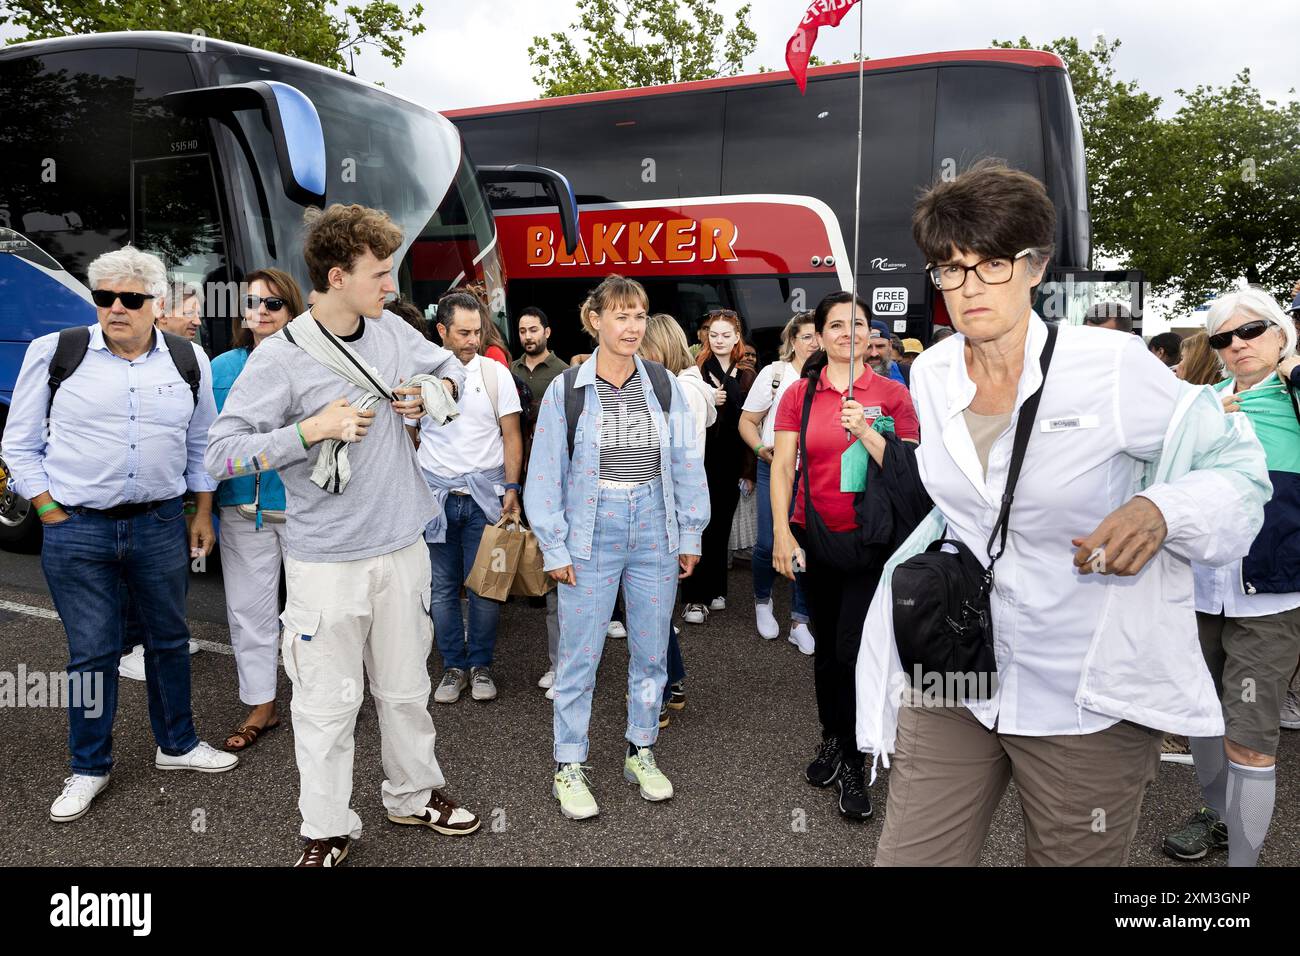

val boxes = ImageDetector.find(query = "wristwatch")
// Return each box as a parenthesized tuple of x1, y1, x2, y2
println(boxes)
(503, 482, 522, 493)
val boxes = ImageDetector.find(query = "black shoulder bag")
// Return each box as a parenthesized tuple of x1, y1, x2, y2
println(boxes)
(891, 323, 1057, 699)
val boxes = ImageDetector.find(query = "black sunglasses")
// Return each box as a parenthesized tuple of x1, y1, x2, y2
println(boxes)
(245, 294, 287, 312)
(92, 289, 155, 310)
(1208, 319, 1272, 350)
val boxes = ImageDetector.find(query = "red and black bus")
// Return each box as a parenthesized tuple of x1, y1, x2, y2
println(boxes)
(447, 49, 1139, 361)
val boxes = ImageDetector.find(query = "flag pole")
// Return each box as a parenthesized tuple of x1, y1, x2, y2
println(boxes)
(847, 0, 864, 406)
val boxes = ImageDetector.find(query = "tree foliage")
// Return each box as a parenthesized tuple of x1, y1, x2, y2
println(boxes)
(0, 0, 427, 71)
(995, 35, 1300, 308)
(529, 0, 757, 97)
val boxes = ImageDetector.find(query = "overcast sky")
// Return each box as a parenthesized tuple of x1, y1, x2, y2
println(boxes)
(347, 0, 1298, 113)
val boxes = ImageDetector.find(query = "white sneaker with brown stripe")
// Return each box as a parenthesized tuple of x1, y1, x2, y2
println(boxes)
(387, 789, 481, 835)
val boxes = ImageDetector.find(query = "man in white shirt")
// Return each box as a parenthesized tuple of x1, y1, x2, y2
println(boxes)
(424, 292, 523, 705)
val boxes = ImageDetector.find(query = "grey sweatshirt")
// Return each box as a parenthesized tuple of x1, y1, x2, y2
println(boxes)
(204, 310, 465, 563)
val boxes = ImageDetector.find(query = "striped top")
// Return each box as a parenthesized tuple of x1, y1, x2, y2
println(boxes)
(595, 369, 661, 483)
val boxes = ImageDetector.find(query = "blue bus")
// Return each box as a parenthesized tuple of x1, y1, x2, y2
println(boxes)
(0, 30, 576, 549)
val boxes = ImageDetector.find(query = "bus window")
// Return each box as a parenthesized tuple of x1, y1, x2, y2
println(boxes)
(934, 66, 1045, 181)
(729, 276, 841, 364)
(0, 49, 135, 285)
(536, 94, 724, 204)
(459, 115, 543, 209)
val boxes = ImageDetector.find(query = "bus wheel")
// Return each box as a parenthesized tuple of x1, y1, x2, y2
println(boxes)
(0, 449, 43, 554)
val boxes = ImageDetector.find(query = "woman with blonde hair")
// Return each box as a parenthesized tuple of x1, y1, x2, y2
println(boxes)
(1176, 330, 1224, 386)
(525, 275, 709, 820)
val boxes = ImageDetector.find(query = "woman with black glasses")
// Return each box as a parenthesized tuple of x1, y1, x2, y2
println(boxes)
(211, 268, 304, 752)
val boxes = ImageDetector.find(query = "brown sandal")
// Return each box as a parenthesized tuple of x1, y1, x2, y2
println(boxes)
(222, 719, 280, 752)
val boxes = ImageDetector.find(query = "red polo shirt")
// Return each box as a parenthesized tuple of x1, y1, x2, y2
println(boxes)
(774, 367, 919, 531)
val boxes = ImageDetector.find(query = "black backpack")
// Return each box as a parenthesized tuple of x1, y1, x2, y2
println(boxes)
(562, 360, 673, 459)
(47, 325, 201, 414)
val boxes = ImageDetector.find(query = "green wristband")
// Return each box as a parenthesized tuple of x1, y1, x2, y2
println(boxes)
(36, 501, 61, 517)
(296, 421, 309, 449)
(754, 443, 766, 455)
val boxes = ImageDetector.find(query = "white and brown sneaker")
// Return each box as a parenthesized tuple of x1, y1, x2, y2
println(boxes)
(294, 836, 349, 867)
(387, 789, 481, 835)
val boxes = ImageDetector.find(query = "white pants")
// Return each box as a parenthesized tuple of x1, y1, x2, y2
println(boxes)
(218, 507, 287, 705)
(280, 537, 444, 840)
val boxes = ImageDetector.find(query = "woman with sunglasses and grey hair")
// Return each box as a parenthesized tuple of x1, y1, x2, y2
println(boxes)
(1162, 286, 1300, 867)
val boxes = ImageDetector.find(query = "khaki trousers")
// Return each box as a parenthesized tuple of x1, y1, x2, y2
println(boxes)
(280, 537, 445, 840)
(876, 699, 1161, 866)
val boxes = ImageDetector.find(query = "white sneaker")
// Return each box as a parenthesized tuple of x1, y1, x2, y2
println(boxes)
(155, 741, 239, 773)
(189, 640, 200, 655)
(1281, 689, 1300, 730)
(789, 623, 815, 656)
(545, 686, 555, 701)
(682, 603, 708, 625)
(710, 596, 727, 611)
(606, 620, 627, 639)
(537, 670, 555, 690)
(118, 645, 145, 681)
(755, 600, 779, 640)
(50, 774, 111, 823)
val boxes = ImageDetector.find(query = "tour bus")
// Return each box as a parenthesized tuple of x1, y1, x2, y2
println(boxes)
(447, 49, 1141, 361)
(0, 30, 576, 549)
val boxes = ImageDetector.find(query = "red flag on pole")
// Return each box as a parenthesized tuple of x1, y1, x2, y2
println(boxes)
(785, 0, 861, 94)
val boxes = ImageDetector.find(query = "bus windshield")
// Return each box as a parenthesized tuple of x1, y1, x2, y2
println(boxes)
(213, 54, 500, 323)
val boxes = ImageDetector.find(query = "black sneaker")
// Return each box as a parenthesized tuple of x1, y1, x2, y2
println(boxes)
(658, 701, 671, 729)
(836, 758, 873, 820)
(805, 736, 842, 787)
(1162, 808, 1229, 861)
(667, 681, 686, 711)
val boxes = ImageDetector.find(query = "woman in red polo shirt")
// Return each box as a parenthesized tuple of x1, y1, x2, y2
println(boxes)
(770, 290, 919, 821)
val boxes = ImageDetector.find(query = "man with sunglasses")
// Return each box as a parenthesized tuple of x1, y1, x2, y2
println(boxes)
(4, 245, 236, 826)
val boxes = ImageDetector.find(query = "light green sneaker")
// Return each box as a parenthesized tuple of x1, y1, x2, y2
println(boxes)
(623, 747, 674, 801)
(553, 763, 599, 820)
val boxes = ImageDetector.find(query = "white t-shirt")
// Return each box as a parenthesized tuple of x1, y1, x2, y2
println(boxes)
(418, 355, 521, 492)
(742, 360, 799, 448)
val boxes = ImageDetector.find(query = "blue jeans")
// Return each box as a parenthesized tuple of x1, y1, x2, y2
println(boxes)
(40, 497, 200, 776)
(554, 480, 677, 763)
(428, 493, 501, 670)
(753, 459, 809, 622)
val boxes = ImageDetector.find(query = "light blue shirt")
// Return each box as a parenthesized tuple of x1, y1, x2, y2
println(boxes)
(4, 324, 219, 508)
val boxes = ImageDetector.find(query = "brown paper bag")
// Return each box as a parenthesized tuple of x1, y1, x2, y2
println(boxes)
(464, 517, 525, 602)
(510, 526, 556, 597)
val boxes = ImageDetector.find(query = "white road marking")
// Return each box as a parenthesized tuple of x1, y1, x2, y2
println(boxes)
(0, 599, 236, 656)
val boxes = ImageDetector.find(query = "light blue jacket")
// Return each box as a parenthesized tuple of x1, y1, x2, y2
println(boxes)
(211, 347, 285, 511)
(524, 349, 711, 571)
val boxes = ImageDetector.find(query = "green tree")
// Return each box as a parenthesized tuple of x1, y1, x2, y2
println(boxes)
(529, 0, 757, 97)
(0, 0, 427, 71)
(995, 35, 1300, 308)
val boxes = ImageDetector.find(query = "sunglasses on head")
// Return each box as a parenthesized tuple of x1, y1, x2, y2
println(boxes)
(1208, 319, 1272, 350)
(245, 294, 287, 312)
(92, 289, 155, 310)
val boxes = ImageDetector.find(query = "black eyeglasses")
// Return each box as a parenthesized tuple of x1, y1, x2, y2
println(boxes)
(926, 249, 1034, 291)
(92, 289, 155, 310)
(1208, 319, 1272, 350)
(245, 294, 287, 312)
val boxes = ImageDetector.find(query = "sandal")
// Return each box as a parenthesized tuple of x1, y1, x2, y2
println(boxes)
(222, 719, 280, 752)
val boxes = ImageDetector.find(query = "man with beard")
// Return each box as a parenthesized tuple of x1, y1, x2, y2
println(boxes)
(511, 307, 568, 420)
(866, 326, 908, 386)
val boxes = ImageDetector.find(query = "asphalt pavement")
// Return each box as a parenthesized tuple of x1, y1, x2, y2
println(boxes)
(1, 548, 1295, 867)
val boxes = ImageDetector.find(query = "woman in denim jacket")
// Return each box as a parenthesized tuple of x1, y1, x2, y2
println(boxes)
(524, 275, 710, 821)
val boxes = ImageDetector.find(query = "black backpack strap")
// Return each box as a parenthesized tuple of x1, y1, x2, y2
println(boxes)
(563, 365, 584, 459)
(986, 323, 1058, 564)
(641, 360, 673, 413)
(47, 326, 92, 416)
(160, 331, 201, 407)
(798, 377, 817, 520)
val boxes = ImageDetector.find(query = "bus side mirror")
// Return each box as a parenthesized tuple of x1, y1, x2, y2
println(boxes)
(477, 164, 580, 255)
(165, 81, 326, 207)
